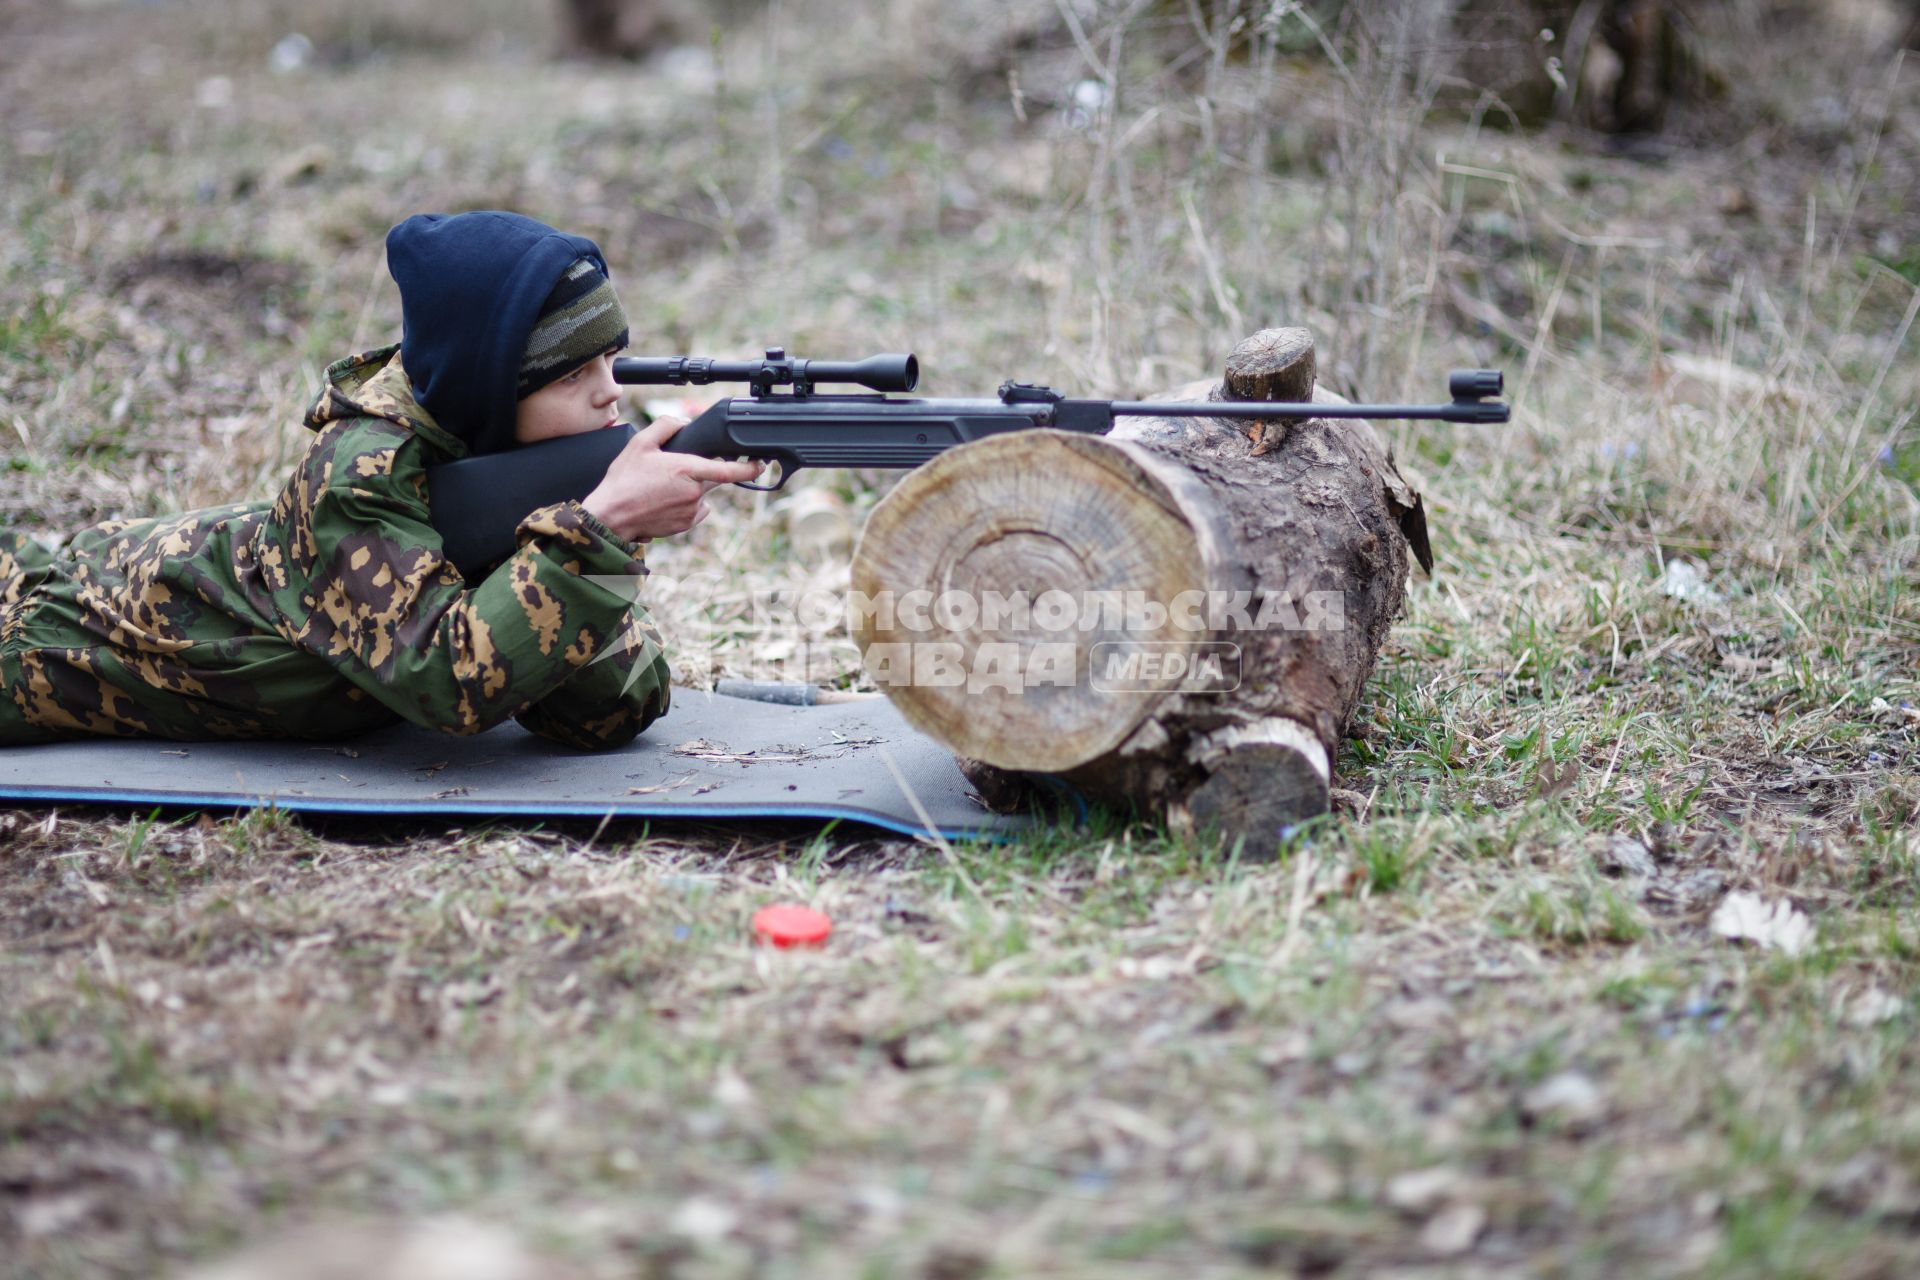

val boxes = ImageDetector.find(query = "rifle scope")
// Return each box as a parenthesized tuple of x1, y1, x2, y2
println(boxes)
(613, 348, 918, 396)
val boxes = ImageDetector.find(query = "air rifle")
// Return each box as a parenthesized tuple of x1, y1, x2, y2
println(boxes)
(426, 347, 1510, 578)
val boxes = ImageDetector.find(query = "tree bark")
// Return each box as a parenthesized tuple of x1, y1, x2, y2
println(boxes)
(851, 327, 1423, 854)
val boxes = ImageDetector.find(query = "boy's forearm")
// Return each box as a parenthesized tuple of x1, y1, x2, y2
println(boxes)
(513, 609, 671, 750)
(399, 504, 653, 734)
(287, 488, 654, 736)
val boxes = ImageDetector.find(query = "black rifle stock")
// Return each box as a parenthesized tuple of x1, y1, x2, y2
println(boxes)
(426, 348, 1510, 578)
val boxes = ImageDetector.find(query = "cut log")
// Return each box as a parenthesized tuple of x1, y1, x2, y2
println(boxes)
(850, 327, 1421, 853)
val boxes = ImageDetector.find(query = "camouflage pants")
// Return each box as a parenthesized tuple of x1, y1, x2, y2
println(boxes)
(0, 532, 61, 745)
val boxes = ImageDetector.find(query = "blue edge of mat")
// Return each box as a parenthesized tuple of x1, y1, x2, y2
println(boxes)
(0, 786, 990, 843)
(0, 783, 1089, 842)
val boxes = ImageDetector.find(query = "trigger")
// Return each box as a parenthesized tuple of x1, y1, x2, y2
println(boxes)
(737, 459, 789, 492)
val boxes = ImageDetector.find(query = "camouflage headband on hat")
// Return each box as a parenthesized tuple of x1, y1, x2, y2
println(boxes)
(518, 257, 630, 399)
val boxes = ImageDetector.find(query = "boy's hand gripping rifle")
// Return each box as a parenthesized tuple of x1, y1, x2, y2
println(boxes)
(426, 347, 1510, 578)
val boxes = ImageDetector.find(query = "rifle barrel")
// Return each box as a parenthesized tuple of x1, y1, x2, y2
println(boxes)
(1109, 400, 1510, 424)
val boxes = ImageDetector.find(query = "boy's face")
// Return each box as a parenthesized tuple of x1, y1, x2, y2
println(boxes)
(515, 350, 623, 445)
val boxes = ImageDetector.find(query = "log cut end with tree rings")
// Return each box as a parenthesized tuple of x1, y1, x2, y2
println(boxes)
(851, 430, 1210, 773)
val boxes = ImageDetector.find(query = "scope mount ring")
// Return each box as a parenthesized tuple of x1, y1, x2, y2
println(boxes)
(751, 347, 814, 399)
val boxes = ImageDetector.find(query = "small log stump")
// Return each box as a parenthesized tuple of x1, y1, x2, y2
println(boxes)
(850, 327, 1424, 852)
(560, 0, 675, 59)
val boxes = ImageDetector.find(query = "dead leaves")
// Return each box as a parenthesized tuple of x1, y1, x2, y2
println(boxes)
(1710, 891, 1814, 956)
(671, 739, 812, 765)
(1383, 1167, 1487, 1257)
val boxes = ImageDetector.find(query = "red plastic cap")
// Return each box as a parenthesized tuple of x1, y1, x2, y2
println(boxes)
(753, 904, 833, 949)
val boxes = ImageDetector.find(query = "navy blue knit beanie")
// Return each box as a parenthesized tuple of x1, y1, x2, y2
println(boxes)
(386, 211, 625, 457)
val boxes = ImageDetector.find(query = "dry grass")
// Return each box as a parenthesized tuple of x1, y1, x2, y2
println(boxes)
(3, 0, 1920, 1276)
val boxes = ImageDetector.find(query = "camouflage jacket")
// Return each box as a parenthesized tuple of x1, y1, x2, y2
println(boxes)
(0, 345, 670, 748)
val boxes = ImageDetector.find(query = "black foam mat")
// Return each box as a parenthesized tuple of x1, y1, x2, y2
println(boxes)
(0, 692, 1033, 841)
